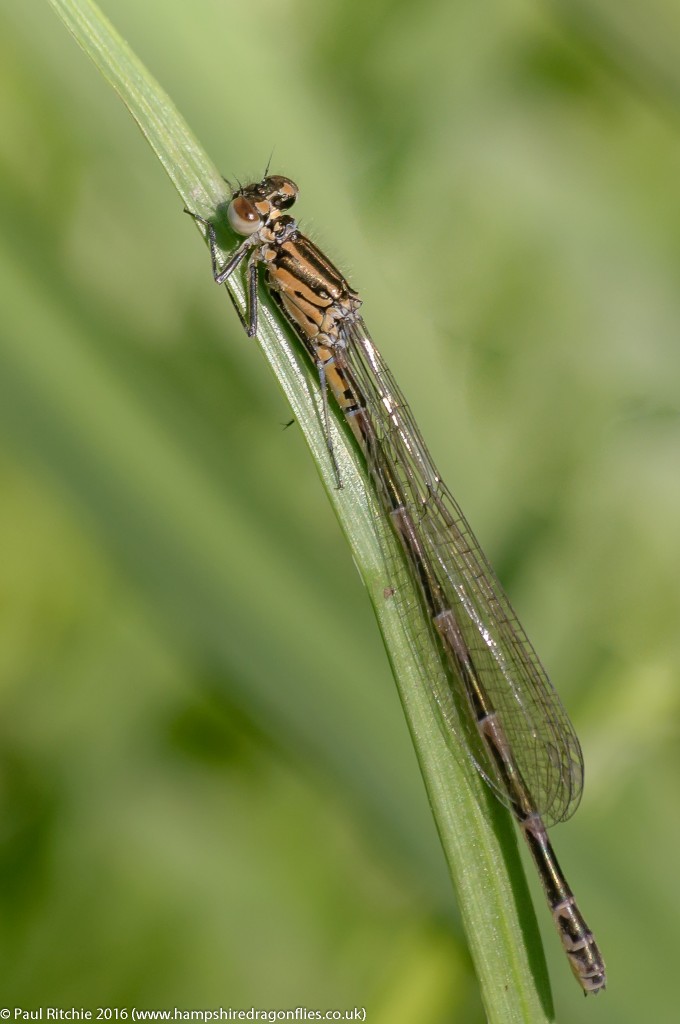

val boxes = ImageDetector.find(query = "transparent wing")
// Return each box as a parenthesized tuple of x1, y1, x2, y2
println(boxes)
(344, 319, 583, 825)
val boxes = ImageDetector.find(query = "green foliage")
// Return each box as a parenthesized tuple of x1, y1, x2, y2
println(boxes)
(1, 0, 680, 1020)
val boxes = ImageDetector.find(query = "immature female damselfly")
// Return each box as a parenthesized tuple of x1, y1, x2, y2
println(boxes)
(186, 175, 606, 995)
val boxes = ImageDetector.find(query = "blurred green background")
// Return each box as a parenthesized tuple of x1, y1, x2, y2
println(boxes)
(2, 0, 680, 1019)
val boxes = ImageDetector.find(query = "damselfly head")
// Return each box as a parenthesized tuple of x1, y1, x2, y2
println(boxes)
(227, 176, 299, 236)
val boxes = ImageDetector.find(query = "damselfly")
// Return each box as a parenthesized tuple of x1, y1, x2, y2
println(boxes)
(186, 176, 606, 995)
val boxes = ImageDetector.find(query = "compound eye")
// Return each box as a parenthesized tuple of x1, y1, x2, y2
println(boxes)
(227, 196, 262, 236)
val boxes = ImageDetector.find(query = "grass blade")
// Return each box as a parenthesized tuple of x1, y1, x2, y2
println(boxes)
(45, 0, 554, 1017)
